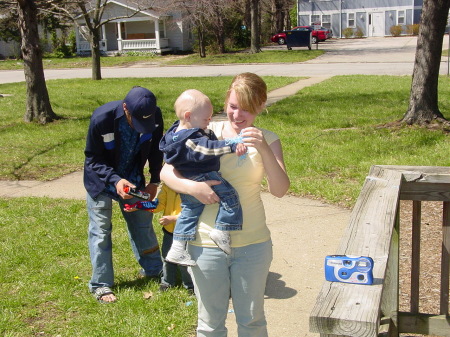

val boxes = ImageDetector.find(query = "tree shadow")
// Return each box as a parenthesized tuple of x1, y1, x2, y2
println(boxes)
(264, 272, 297, 299)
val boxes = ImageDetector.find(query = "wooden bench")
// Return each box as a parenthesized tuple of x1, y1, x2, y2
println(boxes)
(309, 165, 450, 337)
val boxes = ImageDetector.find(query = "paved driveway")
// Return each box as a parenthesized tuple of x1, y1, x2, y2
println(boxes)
(305, 36, 419, 63)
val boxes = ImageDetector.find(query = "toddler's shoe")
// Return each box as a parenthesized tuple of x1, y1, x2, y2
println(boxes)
(209, 229, 231, 255)
(165, 248, 196, 266)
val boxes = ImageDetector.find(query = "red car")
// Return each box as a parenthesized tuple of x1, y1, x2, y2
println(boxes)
(271, 26, 332, 45)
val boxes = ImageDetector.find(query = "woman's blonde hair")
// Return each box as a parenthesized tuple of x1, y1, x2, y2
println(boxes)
(224, 73, 267, 115)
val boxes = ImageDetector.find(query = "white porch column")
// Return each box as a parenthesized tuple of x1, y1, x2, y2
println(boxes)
(154, 19, 160, 50)
(117, 22, 122, 51)
(101, 24, 107, 51)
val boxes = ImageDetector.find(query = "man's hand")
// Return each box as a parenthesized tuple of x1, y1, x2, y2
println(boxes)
(143, 183, 158, 201)
(116, 179, 135, 199)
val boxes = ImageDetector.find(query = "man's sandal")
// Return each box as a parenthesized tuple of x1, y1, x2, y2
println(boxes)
(93, 286, 116, 304)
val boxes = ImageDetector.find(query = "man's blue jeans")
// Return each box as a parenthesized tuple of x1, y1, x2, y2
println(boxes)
(87, 192, 162, 292)
(174, 171, 242, 241)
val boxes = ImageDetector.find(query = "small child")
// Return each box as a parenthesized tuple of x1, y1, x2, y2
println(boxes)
(159, 89, 247, 266)
(124, 184, 194, 292)
(152, 183, 194, 293)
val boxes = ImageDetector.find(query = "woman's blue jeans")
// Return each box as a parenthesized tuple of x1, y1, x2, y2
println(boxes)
(188, 240, 273, 337)
(87, 192, 162, 292)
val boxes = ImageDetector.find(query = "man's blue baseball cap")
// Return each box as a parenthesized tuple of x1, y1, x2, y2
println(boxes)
(123, 86, 157, 134)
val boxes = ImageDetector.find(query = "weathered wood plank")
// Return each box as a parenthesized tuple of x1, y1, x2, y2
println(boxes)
(310, 165, 450, 337)
(400, 182, 450, 201)
(441, 201, 450, 315)
(377, 165, 450, 177)
(410, 201, 421, 313)
(381, 165, 450, 201)
(380, 210, 399, 336)
(398, 312, 450, 336)
(310, 282, 382, 336)
(378, 316, 399, 337)
(310, 166, 402, 337)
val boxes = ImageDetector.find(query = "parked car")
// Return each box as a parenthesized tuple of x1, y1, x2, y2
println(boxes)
(271, 26, 332, 45)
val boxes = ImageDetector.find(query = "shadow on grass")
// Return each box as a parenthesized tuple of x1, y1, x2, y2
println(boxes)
(115, 275, 161, 290)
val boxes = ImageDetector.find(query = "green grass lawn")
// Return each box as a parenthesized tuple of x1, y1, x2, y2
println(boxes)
(0, 48, 323, 70)
(0, 76, 299, 181)
(257, 75, 449, 205)
(0, 197, 197, 337)
(164, 50, 324, 65)
(0, 74, 449, 336)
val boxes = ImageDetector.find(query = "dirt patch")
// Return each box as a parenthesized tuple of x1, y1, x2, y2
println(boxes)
(377, 119, 450, 133)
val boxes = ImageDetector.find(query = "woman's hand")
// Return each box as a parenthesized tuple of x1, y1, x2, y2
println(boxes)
(241, 127, 290, 198)
(240, 127, 270, 153)
(191, 180, 222, 204)
(160, 164, 221, 204)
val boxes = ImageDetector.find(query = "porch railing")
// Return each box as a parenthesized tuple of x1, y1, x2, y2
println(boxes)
(309, 165, 450, 337)
(77, 38, 169, 54)
(121, 38, 169, 51)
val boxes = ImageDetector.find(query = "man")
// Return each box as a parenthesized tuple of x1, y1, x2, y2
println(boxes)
(84, 86, 164, 303)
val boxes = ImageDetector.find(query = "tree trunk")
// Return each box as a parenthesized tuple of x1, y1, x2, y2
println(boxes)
(274, 0, 285, 32)
(216, 14, 226, 54)
(402, 0, 450, 125)
(250, 0, 261, 53)
(90, 28, 102, 80)
(17, 0, 57, 123)
(196, 24, 206, 58)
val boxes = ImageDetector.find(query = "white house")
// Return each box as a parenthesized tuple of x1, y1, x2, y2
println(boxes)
(0, 1, 192, 58)
(75, 0, 192, 55)
(297, 0, 424, 38)
(0, 40, 20, 59)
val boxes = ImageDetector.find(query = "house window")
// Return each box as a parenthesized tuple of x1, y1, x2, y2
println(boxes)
(311, 14, 320, 26)
(348, 13, 355, 27)
(322, 15, 331, 29)
(120, 22, 126, 39)
(159, 20, 166, 38)
(397, 10, 405, 25)
(188, 22, 193, 40)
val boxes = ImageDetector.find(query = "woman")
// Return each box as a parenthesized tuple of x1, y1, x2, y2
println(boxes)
(161, 72, 290, 336)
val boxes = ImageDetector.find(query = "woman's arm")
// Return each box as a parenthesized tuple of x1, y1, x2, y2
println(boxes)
(241, 128, 290, 198)
(265, 139, 290, 197)
(160, 164, 222, 204)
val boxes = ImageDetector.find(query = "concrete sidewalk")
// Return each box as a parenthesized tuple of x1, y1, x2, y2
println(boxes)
(0, 77, 351, 336)
(0, 171, 350, 337)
